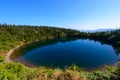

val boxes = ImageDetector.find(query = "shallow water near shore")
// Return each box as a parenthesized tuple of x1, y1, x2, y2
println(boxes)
(11, 39, 120, 69)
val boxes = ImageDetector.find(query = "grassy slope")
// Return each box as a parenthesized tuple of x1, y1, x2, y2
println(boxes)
(0, 62, 120, 80)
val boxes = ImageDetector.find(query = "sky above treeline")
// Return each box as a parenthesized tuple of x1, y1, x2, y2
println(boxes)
(0, 0, 120, 30)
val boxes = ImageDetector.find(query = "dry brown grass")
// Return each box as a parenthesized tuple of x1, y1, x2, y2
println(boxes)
(64, 70, 87, 80)
(34, 68, 87, 80)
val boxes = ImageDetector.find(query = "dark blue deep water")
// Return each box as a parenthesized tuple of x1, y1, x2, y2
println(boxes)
(15, 39, 120, 68)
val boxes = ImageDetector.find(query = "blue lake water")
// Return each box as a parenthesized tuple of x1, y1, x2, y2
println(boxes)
(14, 39, 120, 68)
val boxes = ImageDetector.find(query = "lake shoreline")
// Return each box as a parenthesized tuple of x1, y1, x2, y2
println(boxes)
(7, 39, 120, 71)
(5, 45, 21, 63)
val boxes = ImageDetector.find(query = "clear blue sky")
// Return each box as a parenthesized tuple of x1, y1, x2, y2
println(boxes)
(0, 0, 120, 30)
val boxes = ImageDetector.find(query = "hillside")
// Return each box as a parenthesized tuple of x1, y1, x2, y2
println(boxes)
(0, 24, 80, 52)
(0, 24, 120, 80)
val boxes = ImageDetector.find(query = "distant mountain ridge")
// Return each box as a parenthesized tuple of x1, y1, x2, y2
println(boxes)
(81, 28, 114, 32)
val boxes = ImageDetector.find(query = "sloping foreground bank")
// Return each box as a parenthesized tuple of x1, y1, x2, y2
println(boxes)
(0, 62, 120, 80)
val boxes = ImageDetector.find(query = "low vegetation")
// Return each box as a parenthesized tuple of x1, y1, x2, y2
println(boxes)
(0, 62, 120, 80)
(0, 24, 120, 80)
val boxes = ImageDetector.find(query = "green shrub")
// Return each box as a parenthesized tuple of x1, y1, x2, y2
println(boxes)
(0, 62, 36, 80)
(0, 56, 4, 62)
(93, 70, 111, 80)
